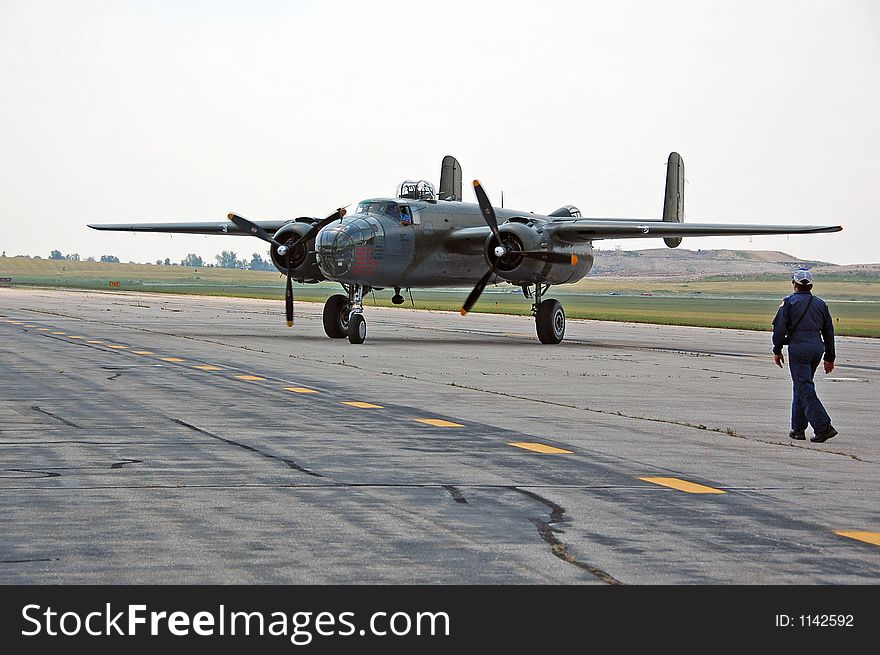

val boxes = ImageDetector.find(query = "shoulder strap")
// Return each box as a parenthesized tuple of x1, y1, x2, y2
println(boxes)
(788, 295, 814, 335)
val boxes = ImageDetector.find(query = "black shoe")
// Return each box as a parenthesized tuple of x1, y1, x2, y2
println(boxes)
(789, 430, 806, 440)
(810, 425, 838, 443)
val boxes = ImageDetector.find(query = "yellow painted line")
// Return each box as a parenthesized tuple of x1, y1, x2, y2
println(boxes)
(8, 320, 24, 324)
(159, 357, 185, 362)
(508, 442, 573, 454)
(415, 418, 464, 428)
(107, 345, 129, 350)
(37, 328, 51, 331)
(341, 401, 384, 409)
(639, 476, 726, 494)
(67, 335, 84, 339)
(132, 350, 155, 355)
(86, 340, 104, 344)
(51, 331, 66, 335)
(285, 387, 318, 394)
(193, 365, 223, 371)
(835, 531, 880, 547)
(234, 375, 265, 381)
(24, 324, 37, 328)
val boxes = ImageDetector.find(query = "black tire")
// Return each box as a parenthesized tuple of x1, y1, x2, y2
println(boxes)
(535, 299, 565, 344)
(323, 294, 350, 339)
(348, 313, 367, 344)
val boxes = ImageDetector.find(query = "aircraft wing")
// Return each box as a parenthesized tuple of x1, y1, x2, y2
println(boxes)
(88, 220, 289, 236)
(545, 219, 842, 243)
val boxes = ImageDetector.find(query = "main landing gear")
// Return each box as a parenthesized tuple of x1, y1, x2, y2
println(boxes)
(323, 285, 368, 344)
(527, 283, 565, 344)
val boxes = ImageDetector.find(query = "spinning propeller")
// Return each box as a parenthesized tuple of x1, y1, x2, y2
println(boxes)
(228, 208, 346, 327)
(460, 181, 577, 316)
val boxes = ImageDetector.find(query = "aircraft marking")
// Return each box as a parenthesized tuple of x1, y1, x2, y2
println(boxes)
(508, 442, 573, 454)
(640, 476, 725, 494)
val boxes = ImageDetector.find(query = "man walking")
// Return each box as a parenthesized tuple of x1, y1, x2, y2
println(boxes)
(772, 268, 837, 443)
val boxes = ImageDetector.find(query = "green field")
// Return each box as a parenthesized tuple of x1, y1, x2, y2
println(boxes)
(2, 257, 878, 337)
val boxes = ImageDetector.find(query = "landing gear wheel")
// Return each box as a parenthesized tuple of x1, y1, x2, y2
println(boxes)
(323, 294, 351, 339)
(535, 299, 565, 344)
(348, 313, 367, 344)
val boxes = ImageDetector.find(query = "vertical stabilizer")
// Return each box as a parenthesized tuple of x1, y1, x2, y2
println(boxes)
(439, 155, 462, 201)
(663, 152, 685, 248)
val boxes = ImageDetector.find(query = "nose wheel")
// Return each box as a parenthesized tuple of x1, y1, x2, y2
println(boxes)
(324, 285, 369, 343)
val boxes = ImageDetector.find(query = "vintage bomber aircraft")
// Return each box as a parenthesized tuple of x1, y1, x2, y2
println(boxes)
(90, 153, 841, 344)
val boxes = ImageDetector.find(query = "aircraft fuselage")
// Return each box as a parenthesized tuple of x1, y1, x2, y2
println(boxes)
(314, 199, 594, 289)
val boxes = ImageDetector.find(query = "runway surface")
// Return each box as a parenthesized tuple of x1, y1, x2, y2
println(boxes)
(1, 287, 878, 583)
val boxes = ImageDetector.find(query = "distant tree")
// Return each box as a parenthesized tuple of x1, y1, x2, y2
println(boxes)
(215, 250, 242, 269)
(181, 253, 204, 267)
(100, 255, 120, 263)
(156, 259, 163, 265)
(163, 258, 171, 266)
(49, 250, 64, 260)
(85, 256, 96, 262)
(248, 252, 274, 271)
(65, 253, 80, 262)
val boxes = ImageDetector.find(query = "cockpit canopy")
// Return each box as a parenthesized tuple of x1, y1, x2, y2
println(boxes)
(396, 180, 436, 202)
(356, 200, 401, 218)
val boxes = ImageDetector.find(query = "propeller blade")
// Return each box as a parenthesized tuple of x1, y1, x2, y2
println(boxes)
(227, 213, 282, 248)
(289, 208, 348, 249)
(460, 268, 495, 316)
(285, 267, 294, 327)
(520, 250, 579, 265)
(472, 180, 500, 240)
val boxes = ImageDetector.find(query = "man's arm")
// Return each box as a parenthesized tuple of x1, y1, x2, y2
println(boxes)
(771, 300, 789, 357)
(821, 301, 835, 373)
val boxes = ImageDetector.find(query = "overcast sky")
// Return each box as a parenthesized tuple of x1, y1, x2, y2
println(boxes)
(1, 0, 878, 266)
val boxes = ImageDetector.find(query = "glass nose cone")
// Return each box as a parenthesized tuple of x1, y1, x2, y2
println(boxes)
(316, 224, 356, 277)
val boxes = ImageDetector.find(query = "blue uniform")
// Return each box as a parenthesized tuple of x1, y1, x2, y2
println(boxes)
(772, 289, 835, 434)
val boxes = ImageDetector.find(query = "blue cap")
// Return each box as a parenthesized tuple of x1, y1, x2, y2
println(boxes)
(792, 268, 813, 285)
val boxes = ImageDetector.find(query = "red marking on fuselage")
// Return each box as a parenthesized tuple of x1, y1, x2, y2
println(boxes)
(351, 245, 380, 276)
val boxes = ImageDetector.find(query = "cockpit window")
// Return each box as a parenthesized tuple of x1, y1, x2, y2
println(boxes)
(356, 201, 400, 218)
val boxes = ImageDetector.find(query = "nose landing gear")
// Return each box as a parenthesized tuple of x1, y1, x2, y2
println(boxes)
(323, 285, 369, 343)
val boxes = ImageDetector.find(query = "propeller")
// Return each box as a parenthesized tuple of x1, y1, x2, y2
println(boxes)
(460, 181, 578, 316)
(228, 208, 347, 327)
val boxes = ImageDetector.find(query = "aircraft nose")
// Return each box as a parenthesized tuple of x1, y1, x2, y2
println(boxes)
(316, 223, 357, 277)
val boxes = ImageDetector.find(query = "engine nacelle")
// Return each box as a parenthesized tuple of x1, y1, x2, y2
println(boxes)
(484, 219, 591, 285)
(269, 218, 323, 282)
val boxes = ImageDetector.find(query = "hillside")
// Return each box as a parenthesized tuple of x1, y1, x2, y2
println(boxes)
(591, 248, 880, 280)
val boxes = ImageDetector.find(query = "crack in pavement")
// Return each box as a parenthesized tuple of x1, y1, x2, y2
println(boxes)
(441, 485, 468, 504)
(514, 487, 624, 585)
(31, 405, 81, 429)
(171, 418, 323, 478)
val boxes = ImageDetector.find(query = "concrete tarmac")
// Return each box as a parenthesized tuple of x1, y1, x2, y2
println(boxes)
(1, 288, 878, 583)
